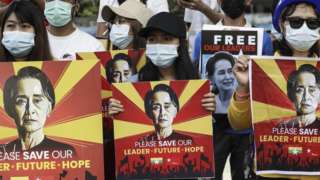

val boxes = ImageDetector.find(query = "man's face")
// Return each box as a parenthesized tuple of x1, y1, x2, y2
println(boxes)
(294, 72, 320, 115)
(151, 91, 177, 129)
(112, 60, 132, 83)
(212, 59, 235, 92)
(14, 78, 52, 133)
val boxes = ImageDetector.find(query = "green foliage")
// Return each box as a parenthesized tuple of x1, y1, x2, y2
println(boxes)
(78, 0, 99, 17)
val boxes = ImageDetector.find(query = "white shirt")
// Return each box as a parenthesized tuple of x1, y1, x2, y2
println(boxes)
(47, 28, 105, 60)
(97, 0, 169, 23)
(184, 0, 219, 55)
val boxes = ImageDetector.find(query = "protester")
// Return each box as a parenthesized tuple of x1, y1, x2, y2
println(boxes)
(272, 0, 320, 57)
(107, 12, 215, 119)
(228, 0, 320, 179)
(177, 0, 220, 55)
(177, 1, 270, 179)
(190, 0, 274, 64)
(0, 0, 52, 61)
(96, 0, 169, 38)
(45, 0, 104, 60)
(101, 0, 153, 50)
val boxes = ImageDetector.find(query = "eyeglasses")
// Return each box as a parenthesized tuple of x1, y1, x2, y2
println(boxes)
(286, 17, 320, 30)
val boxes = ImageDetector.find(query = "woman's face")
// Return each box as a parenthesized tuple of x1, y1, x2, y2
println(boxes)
(282, 3, 318, 33)
(113, 16, 134, 35)
(3, 12, 35, 33)
(212, 59, 235, 92)
(146, 30, 179, 46)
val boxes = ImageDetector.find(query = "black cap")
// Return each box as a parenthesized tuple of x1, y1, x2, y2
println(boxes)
(139, 12, 186, 39)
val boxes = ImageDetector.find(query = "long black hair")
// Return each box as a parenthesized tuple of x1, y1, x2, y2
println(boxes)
(138, 38, 199, 81)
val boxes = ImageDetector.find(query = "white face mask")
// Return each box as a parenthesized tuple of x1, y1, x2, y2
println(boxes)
(146, 44, 179, 68)
(285, 23, 320, 52)
(1, 31, 35, 58)
(109, 24, 133, 49)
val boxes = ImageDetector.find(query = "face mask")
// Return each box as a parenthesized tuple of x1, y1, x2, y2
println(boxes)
(221, 0, 246, 19)
(44, 0, 72, 27)
(109, 24, 133, 49)
(271, 26, 282, 40)
(285, 23, 320, 52)
(2, 31, 35, 58)
(146, 44, 179, 68)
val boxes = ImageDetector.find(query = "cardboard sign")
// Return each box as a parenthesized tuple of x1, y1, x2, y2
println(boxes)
(112, 80, 214, 179)
(0, 60, 104, 180)
(251, 57, 320, 175)
(200, 25, 263, 77)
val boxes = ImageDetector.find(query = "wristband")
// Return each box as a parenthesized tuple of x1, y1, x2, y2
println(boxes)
(235, 91, 250, 101)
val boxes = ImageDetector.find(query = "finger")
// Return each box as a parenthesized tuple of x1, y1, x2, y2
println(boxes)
(109, 107, 124, 115)
(179, 0, 194, 8)
(109, 98, 121, 104)
(201, 97, 215, 103)
(109, 102, 123, 109)
(202, 103, 216, 112)
(203, 92, 215, 98)
(233, 62, 247, 72)
(204, 107, 215, 112)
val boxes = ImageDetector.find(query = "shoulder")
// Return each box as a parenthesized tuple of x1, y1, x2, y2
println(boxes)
(170, 131, 193, 141)
(2, 139, 21, 152)
(39, 137, 75, 152)
(73, 29, 104, 50)
(277, 118, 298, 128)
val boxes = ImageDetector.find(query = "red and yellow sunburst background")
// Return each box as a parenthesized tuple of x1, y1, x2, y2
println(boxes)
(0, 60, 104, 179)
(252, 57, 320, 174)
(76, 49, 146, 99)
(112, 80, 214, 179)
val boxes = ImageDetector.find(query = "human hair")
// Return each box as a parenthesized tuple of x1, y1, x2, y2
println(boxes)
(0, 0, 52, 61)
(287, 64, 320, 102)
(3, 66, 55, 119)
(105, 53, 133, 83)
(144, 84, 179, 119)
(206, 51, 235, 77)
(275, 2, 320, 57)
(206, 52, 235, 94)
(138, 38, 199, 81)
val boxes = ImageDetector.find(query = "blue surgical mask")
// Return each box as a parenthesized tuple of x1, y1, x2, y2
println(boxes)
(1, 31, 35, 58)
(109, 24, 133, 49)
(44, 0, 72, 27)
(146, 44, 179, 68)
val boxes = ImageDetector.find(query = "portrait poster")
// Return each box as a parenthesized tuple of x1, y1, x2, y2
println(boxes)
(251, 56, 320, 175)
(200, 25, 263, 78)
(112, 80, 214, 179)
(76, 49, 146, 100)
(0, 60, 104, 179)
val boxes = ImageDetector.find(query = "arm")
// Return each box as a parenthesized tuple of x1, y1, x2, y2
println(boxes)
(96, 22, 108, 38)
(228, 93, 251, 130)
(177, 0, 223, 24)
(227, 56, 252, 130)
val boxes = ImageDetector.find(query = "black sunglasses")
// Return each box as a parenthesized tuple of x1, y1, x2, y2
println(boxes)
(286, 17, 320, 30)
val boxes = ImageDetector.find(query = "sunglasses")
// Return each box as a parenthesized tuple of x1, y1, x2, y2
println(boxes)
(286, 17, 320, 30)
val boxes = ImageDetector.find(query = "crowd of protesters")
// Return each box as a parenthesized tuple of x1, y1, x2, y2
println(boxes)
(0, 0, 320, 179)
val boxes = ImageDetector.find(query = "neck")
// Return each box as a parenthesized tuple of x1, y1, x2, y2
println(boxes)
(48, 22, 75, 36)
(297, 113, 316, 127)
(293, 50, 309, 57)
(222, 15, 246, 27)
(159, 65, 176, 80)
(19, 129, 45, 150)
(219, 90, 233, 101)
(155, 126, 173, 140)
